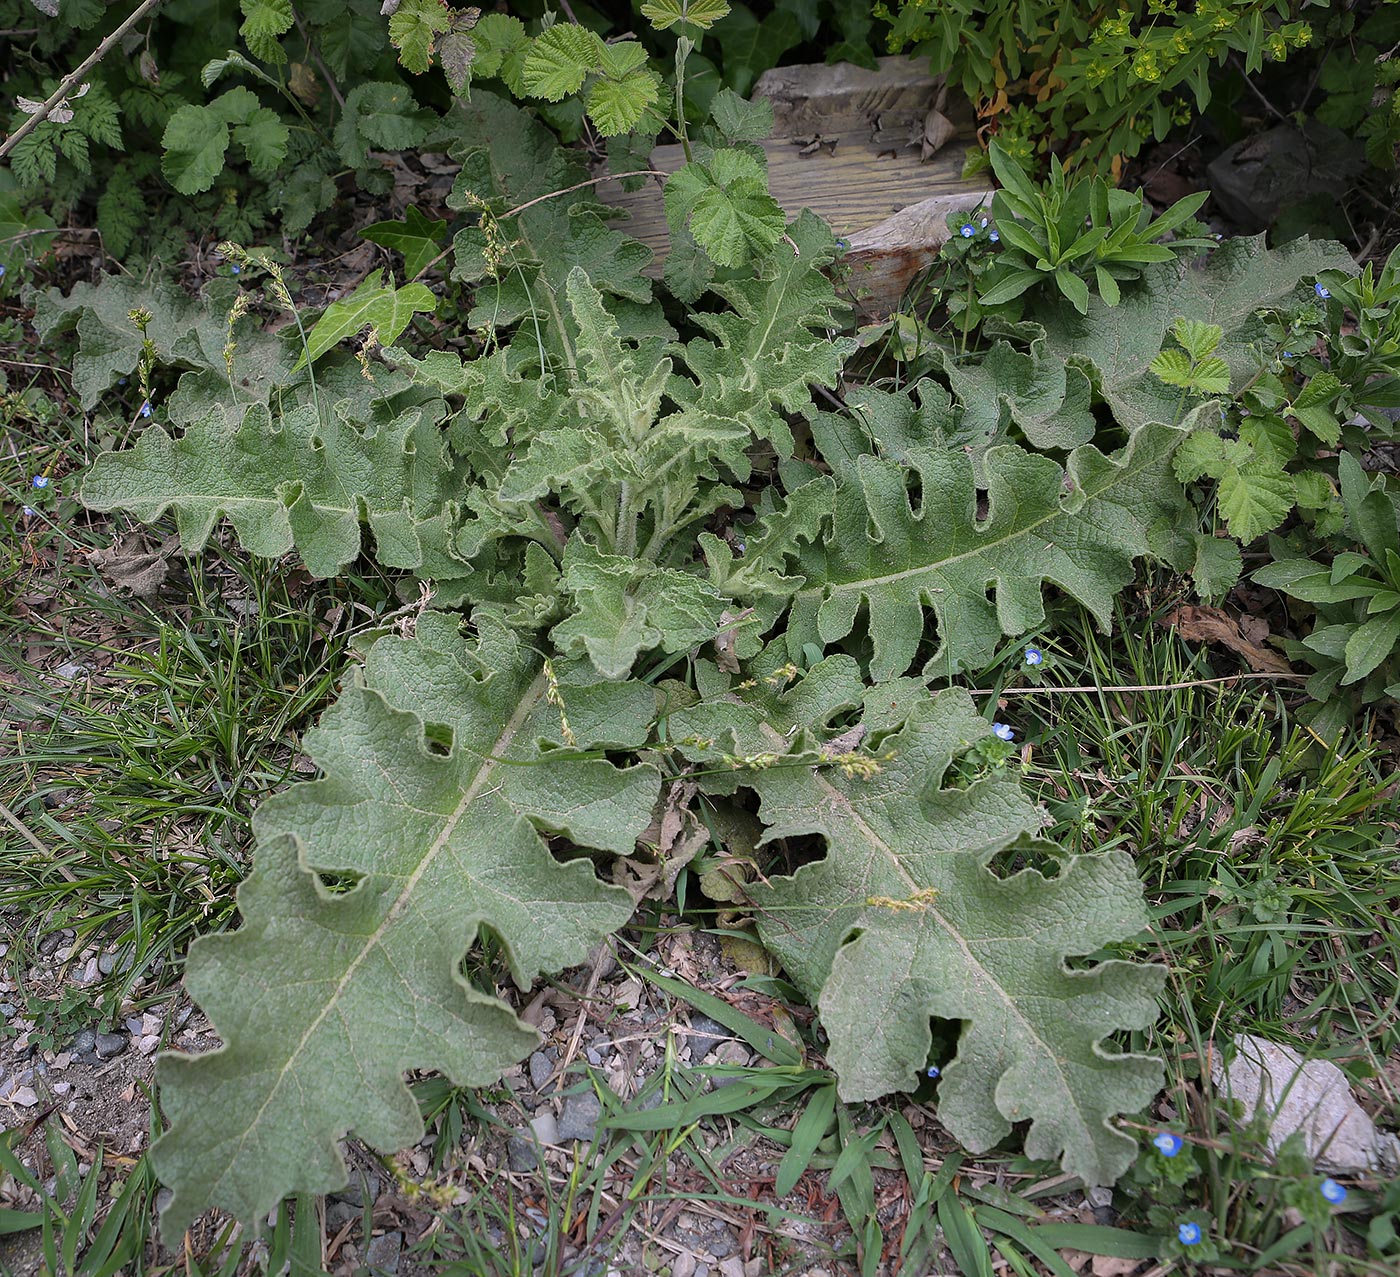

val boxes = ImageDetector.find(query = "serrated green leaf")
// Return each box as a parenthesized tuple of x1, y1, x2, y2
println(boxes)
(641, 0, 731, 30)
(240, 0, 293, 63)
(665, 148, 786, 268)
(151, 616, 648, 1238)
(361, 205, 448, 279)
(160, 104, 230, 194)
(677, 671, 1164, 1184)
(335, 81, 431, 168)
(709, 87, 772, 142)
(586, 67, 660, 136)
(439, 29, 477, 95)
(787, 408, 1188, 678)
(1191, 357, 1231, 394)
(1148, 348, 1195, 389)
(1217, 465, 1295, 542)
(81, 401, 458, 578)
(232, 106, 289, 177)
(296, 269, 437, 369)
(522, 23, 603, 101)
(1170, 317, 1222, 362)
(1171, 428, 1227, 483)
(389, 0, 451, 75)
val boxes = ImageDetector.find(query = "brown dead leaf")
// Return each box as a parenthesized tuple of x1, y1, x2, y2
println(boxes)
(614, 776, 708, 902)
(88, 532, 180, 599)
(1161, 604, 1293, 674)
(921, 107, 957, 160)
(714, 608, 750, 674)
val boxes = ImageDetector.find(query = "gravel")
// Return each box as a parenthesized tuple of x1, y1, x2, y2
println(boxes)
(686, 1014, 728, 1061)
(364, 1229, 403, 1274)
(94, 1032, 128, 1060)
(528, 1049, 556, 1092)
(558, 1091, 603, 1142)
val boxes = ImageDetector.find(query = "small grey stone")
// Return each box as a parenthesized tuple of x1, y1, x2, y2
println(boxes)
(1093, 1204, 1118, 1226)
(529, 1050, 555, 1091)
(71, 1029, 96, 1055)
(73, 958, 100, 986)
(507, 1132, 539, 1172)
(174, 1005, 193, 1028)
(52, 1081, 71, 1095)
(695, 1265, 709, 1277)
(37, 931, 71, 957)
(55, 661, 91, 680)
(124, 1016, 144, 1036)
(529, 1110, 558, 1145)
(707, 1231, 736, 1258)
(365, 1229, 403, 1274)
(9, 1085, 38, 1107)
(335, 1172, 380, 1209)
(585, 1046, 602, 1066)
(686, 1015, 728, 1061)
(325, 1200, 359, 1232)
(97, 952, 117, 976)
(0, 1002, 16, 1018)
(94, 1032, 127, 1059)
(558, 1091, 603, 1143)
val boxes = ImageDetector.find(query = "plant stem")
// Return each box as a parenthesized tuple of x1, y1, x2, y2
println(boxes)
(0, 0, 165, 160)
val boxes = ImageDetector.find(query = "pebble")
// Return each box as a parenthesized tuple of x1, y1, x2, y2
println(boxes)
(529, 1111, 558, 1145)
(0, 1002, 15, 1018)
(585, 1047, 602, 1066)
(717, 1257, 744, 1277)
(37, 931, 72, 957)
(506, 1132, 538, 1172)
(9, 1086, 38, 1107)
(141, 1013, 161, 1036)
(325, 1200, 358, 1232)
(71, 1029, 96, 1056)
(98, 952, 118, 976)
(364, 1230, 403, 1275)
(72, 958, 100, 986)
(528, 1050, 556, 1092)
(558, 1091, 602, 1143)
(125, 1017, 144, 1036)
(686, 1015, 729, 1062)
(55, 661, 91, 680)
(672, 1256, 697, 1277)
(335, 1172, 380, 1209)
(94, 1032, 127, 1059)
(53, 1082, 71, 1095)
(137, 1035, 160, 1055)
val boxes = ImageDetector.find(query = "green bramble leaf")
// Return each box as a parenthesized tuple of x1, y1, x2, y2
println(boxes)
(239, 0, 293, 63)
(296, 269, 437, 369)
(151, 613, 652, 1240)
(585, 64, 661, 136)
(361, 205, 448, 279)
(388, 0, 451, 75)
(664, 147, 786, 268)
(160, 104, 230, 194)
(232, 107, 289, 177)
(334, 82, 433, 168)
(521, 23, 604, 101)
(1148, 348, 1195, 389)
(1217, 464, 1296, 542)
(1171, 318, 1222, 362)
(641, 0, 731, 31)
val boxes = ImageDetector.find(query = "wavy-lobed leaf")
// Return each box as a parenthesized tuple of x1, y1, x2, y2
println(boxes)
(152, 614, 654, 1238)
(81, 400, 461, 578)
(786, 399, 1189, 678)
(672, 658, 1164, 1185)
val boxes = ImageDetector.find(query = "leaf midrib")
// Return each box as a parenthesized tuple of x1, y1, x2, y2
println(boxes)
(228, 669, 548, 1164)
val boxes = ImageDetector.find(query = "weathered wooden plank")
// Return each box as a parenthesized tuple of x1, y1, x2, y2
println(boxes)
(595, 56, 992, 318)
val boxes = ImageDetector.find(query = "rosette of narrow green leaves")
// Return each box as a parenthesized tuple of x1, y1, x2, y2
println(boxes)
(979, 139, 1213, 314)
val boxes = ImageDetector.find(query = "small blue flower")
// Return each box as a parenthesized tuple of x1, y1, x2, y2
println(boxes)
(926, 1065, 940, 1078)
(836, 238, 849, 252)
(980, 217, 988, 228)
(230, 264, 241, 275)
(1178, 1221, 1202, 1245)
(118, 377, 127, 386)
(31, 475, 48, 489)
(1024, 646, 1043, 666)
(1321, 1178, 1347, 1204)
(989, 230, 1000, 243)
(23, 506, 34, 518)
(0, 264, 7, 278)
(1152, 1131, 1183, 1157)
(960, 224, 975, 238)
(139, 400, 152, 418)
(993, 723, 1014, 742)
(1281, 350, 1295, 359)
(1314, 282, 1330, 299)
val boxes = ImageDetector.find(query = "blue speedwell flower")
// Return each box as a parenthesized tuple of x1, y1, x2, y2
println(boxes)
(139, 400, 152, 418)
(230, 264, 241, 275)
(926, 1065, 940, 1078)
(993, 723, 1015, 742)
(22, 506, 34, 517)
(1024, 646, 1043, 666)
(989, 230, 1000, 242)
(0, 264, 7, 278)
(1178, 1221, 1202, 1245)
(1321, 1178, 1347, 1204)
(1314, 282, 1330, 299)
(1152, 1131, 1183, 1157)
(960, 224, 975, 238)
(31, 475, 48, 489)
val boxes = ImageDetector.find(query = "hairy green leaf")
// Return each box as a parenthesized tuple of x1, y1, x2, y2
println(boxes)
(673, 654, 1164, 1183)
(239, 0, 293, 63)
(522, 23, 604, 101)
(787, 396, 1188, 678)
(388, 0, 451, 75)
(361, 205, 448, 280)
(160, 103, 230, 194)
(641, 0, 732, 30)
(81, 401, 460, 578)
(665, 148, 786, 268)
(152, 614, 650, 1238)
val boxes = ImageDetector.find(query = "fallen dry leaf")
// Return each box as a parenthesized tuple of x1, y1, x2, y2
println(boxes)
(1161, 604, 1293, 674)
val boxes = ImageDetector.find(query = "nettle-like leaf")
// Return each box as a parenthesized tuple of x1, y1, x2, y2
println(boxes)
(388, 0, 452, 75)
(585, 42, 663, 137)
(81, 400, 462, 578)
(240, 0, 293, 64)
(296, 269, 437, 369)
(152, 613, 652, 1238)
(161, 87, 289, 195)
(1029, 235, 1356, 436)
(642, 0, 732, 30)
(335, 81, 434, 168)
(521, 22, 604, 100)
(670, 651, 1165, 1184)
(664, 146, 787, 268)
(786, 389, 1189, 678)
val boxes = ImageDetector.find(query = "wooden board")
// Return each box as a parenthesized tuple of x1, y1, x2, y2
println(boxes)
(596, 56, 993, 319)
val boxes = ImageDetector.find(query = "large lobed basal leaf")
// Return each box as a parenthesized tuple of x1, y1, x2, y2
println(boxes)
(786, 397, 1189, 678)
(670, 654, 1165, 1186)
(81, 399, 462, 579)
(152, 613, 656, 1238)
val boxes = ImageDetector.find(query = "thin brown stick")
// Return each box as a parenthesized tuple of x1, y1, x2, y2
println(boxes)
(500, 169, 667, 221)
(0, 0, 165, 160)
(970, 671, 1306, 696)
